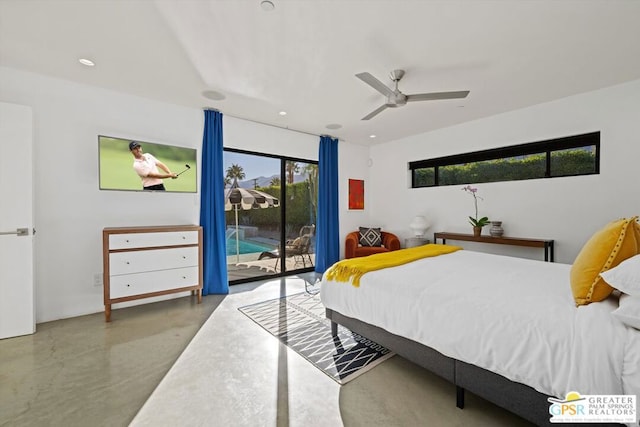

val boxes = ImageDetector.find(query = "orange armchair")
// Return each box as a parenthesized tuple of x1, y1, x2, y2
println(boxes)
(345, 231, 401, 259)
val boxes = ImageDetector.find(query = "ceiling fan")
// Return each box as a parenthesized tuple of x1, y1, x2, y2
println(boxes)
(356, 69, 470, 120)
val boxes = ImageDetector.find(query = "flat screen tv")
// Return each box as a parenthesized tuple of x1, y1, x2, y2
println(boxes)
(98, 135, 197, 193)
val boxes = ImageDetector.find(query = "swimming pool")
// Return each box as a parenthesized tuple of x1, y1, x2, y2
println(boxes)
(226, 239, 274, 256)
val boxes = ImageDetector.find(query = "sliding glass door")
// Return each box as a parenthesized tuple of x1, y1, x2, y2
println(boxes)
(283, 160, 317, 272)
(224, 149, 317, 283)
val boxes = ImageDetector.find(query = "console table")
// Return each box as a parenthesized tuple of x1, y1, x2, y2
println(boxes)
(434, 231, 554, 262)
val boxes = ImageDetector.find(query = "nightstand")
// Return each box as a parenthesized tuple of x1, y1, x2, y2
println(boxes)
(404, 237, 430, 248)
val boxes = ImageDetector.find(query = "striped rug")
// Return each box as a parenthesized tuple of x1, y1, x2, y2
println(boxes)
(239, 292, 394, 384)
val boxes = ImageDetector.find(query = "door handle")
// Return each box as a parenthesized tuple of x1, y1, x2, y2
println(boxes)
(0, 227, 29, 236)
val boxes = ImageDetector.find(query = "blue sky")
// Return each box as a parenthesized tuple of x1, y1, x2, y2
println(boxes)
(223, 151, 279, 180)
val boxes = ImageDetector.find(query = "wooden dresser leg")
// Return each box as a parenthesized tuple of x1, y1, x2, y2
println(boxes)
(105, 305, 111, 322)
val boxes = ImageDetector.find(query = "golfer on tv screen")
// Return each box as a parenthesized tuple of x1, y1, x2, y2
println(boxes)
(129, 141, 177, 191)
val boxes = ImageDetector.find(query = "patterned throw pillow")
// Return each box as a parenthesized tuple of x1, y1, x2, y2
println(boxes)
(359, 227, 382, 247)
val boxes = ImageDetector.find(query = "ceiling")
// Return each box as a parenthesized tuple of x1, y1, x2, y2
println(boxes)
(2, 0, 640, 146)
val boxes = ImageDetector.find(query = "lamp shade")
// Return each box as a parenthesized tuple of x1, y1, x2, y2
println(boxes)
(410, 215, 429, 237)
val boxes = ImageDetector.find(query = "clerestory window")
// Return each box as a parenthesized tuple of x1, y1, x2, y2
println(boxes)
(409, 132, 599, 188)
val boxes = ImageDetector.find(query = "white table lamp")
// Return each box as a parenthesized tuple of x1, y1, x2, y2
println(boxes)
(410, 215, 429, 237)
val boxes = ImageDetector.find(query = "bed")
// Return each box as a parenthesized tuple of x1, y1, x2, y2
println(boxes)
(320, 248, 640, 426)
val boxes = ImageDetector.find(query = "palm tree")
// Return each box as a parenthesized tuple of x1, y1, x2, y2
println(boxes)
(223, 176, 231, 188)
(225, 164, 245, 184)
(270, 176, 281, 186)
(303, 164, 318, 224)
(285, 161, 299, 184)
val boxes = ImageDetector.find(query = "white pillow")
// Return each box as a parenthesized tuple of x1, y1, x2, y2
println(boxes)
(612, 294, 640, 330)
(600, 254, 640, 296)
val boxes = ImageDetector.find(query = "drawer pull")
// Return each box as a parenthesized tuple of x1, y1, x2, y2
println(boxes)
(126, 261, 130, 264)
(182, 256, 186, 259)
(126, 284, 131, 287)
(182, 276, 186, 279)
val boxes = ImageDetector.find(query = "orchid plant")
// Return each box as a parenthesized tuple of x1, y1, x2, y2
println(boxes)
(462, 185, 490, 228)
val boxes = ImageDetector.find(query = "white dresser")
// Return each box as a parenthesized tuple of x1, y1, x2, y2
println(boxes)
(102, 225, 203, 322)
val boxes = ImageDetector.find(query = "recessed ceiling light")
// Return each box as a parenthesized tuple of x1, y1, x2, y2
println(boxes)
(260, 0, 275, 11)
(279, 111, 287, 116)
(369, 134, 377, 139)
(326, 123, 342, 130)
(78, 58, 95, 67)
(202, 90, 226, 101)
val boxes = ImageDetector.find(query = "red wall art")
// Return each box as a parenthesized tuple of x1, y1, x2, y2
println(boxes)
(348, 179, 364, 210)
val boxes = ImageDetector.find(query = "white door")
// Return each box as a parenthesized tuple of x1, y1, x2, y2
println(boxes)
(0, 102, 35, 339)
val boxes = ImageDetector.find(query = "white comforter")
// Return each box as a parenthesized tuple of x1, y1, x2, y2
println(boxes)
(320, 250, 640, 402)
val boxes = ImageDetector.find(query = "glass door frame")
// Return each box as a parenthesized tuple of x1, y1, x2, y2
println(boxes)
(224, 147, 317, 285)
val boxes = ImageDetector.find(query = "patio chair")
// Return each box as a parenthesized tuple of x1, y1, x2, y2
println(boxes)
(284, 232, 314, 268)
(258, 225, 315, 270)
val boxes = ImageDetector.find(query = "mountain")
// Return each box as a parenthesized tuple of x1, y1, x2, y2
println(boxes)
(237, 174, 306, 189)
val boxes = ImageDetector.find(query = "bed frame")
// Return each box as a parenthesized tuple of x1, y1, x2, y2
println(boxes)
(327, 308, 624, 427)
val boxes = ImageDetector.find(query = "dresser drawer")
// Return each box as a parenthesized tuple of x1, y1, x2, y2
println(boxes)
(109, 247, 198, 275)
(109, 266, 199, 299)
(109, 231, 199, 250)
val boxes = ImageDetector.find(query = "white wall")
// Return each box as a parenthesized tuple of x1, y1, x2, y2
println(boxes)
(369, 79, 640, 264)
(338, 141, 370, 258)
(0, 67, 321, 322)
(224, 115, 317, 161)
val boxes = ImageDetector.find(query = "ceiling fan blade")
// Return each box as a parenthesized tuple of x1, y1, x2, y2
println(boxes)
(406, 91, 470, 102)
(361, 104, 389, 120)
(356, 72, 395, 98)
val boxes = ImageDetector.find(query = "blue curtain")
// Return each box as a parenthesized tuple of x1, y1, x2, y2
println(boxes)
(199, 110, 229, 295)
(315, 136, 340, 273)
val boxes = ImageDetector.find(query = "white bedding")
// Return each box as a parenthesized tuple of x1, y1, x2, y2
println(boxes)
(320, 250, 640, 405)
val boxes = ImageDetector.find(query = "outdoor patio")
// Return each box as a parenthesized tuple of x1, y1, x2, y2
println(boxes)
(227, 252, 316, 282)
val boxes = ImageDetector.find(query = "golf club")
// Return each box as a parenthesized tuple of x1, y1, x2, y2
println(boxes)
(175, 164, 191, 177)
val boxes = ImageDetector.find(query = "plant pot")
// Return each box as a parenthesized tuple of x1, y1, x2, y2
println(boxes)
(473, 226, 482, 237)
(489, 221, 504, 237)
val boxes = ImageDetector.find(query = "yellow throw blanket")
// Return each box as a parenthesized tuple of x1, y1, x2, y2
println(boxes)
(325, 243, 462, 287)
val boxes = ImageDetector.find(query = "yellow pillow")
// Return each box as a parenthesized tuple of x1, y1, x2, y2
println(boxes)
(570, 217, 639, 305)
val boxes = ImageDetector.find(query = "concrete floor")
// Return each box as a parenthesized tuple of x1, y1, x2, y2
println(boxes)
(1, 273, 533, 427)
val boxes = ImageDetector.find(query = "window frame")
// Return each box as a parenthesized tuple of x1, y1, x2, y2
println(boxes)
(409, 132, 600, 188)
